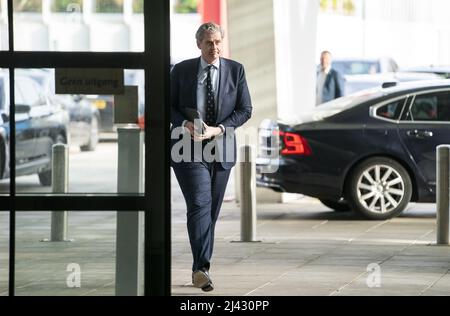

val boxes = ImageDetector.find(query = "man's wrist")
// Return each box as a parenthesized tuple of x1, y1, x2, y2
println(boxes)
(218, 124, 225, 136)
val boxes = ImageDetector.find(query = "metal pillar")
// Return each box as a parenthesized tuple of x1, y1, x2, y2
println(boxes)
(50, 144, 69, 242)
(116, 127, 144, 296)
(437, 145, 450, 245)
(239, 145, 257, 242)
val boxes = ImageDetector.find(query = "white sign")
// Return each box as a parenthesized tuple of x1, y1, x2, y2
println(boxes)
(55, 68, 124, 95)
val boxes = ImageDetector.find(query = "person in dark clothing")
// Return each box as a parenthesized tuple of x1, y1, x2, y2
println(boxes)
(170, 22, 252, 292)
(316, 50, 344, 105)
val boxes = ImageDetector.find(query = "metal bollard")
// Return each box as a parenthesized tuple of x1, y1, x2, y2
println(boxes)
(240, 145, 257, 242)
(50, 144, 69, 242)
(116, 127, 144, 296)
(437, 145, 450, 245)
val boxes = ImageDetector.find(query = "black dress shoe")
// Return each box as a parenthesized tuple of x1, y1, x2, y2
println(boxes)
(201, 282, 214, 292)
(192, 269, 210, 288)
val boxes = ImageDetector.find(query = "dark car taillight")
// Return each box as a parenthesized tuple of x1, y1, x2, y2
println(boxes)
(274, 130, 312, 156)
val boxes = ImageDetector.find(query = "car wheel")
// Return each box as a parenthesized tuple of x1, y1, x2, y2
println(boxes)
(38, 134, 66, 187)
(80, 116, 99, 152)
(319, 198, 351, 212)
(346, 157, 412, 220)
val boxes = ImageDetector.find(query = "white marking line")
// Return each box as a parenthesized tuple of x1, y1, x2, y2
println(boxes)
(80, 281, 115, 296)
(312, 220, 328, 229)
(245, 270, 293, 296)
(329, 270, 369, 296)
(245, 282, 271, 296)
(420, 268, 450, 296)
(15, 278, 47, 289)
(330, 229, 436, 295)
(348, 221, 388, 242)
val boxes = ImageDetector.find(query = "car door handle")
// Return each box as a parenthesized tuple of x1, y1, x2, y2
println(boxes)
(406, 130, 433, 139)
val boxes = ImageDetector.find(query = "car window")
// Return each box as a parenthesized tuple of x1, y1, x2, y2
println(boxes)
(0, 78, 5, 110)
(14, 82, 25, 106)
(389, 59, 399, 72)
(333, 61, 379, 75)
(406, 92, 450, 122)
(16, 77, 42, 106)
(299, 89, 383, 122)
(376, 99, 405, 120)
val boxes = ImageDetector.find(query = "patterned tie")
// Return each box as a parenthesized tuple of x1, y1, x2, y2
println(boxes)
(205, 65, 216, 126)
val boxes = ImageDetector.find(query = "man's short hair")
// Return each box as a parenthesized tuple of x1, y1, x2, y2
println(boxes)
(195, 22, 225, 43)
(321, 50, 332, 56)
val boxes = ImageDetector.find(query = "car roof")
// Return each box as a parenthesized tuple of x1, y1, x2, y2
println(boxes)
(377, 79, 450, 94)
(333, 58, 383, 62)
(297, 79, 450, 123)
(403, 65, 450, 73)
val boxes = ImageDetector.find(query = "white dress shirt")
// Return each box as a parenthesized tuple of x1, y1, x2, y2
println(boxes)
(197, 57, 220, 121)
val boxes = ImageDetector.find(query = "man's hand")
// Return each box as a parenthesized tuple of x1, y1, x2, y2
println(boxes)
(184, 121, 195, 136)
(188, 122, 222, 142)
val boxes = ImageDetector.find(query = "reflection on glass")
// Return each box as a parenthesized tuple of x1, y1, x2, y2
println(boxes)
(133, 0, 143, 13)
(51, 0, 82, 13)
(96, 0, 123, 13)
(0, 211, 9, 296)
(0, 0, 9, 50)
(14, 68, 145, 195)
(15, 211, 139, 296)
(13, 0, 144, 51)
(0, 69, 9, 194)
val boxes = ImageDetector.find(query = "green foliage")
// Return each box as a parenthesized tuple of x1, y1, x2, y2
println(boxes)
(51, 0, 82, 13)
(319, 0, 356, 15)
(96, 0, 123, 13)
(319, 0, 328, 11)
(174, 0, 198, 14)
(133, 0, 143, 13)
(343, 0, 355, 14)
(14, 0, 42, 12)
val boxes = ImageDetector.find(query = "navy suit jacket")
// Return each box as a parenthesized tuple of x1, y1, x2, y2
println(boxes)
(171, 57, 252, 169)
(318, 68, 344, 103)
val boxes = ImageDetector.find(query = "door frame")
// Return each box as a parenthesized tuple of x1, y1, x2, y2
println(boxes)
(0, 0, 171, 296)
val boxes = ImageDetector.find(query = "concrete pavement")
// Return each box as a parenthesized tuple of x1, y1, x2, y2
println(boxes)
(172, 198, 450, 296)
(1, 196, 449, 296)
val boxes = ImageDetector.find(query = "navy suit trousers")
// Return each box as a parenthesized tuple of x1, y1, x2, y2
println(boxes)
(173, 161, 231, 272)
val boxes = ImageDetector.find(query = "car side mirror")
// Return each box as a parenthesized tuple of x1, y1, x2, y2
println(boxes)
(15, 104, 31, 114)
(1, 113, 9, 123)
(73, 95, 82, 102)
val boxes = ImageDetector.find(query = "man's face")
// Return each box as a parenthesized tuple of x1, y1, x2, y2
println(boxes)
(320, 52, 332, 70)
(197, 31, 222, 64)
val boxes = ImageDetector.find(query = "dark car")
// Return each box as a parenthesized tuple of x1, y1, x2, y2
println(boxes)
(19, 69, 100, 151)
(256, 80, 450, 220)
(0, 72, 69, 186)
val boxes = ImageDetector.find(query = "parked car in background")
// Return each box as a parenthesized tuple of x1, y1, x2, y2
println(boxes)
(19, 69, 100, 151)
(332, 57, 399, 76)
(327, 57, 440, 96)
(0, 71, 69, 186)
(343, 71, 442, 95)
(400, 65, 450, 79)
(256, 80, 450, 220)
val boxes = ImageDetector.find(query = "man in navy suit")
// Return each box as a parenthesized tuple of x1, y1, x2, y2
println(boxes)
(316, 50, 344, 105)
(170, 22, 252, 292)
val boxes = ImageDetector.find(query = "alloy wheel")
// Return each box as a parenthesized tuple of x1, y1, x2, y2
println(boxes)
(356, 164, 405, 214)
